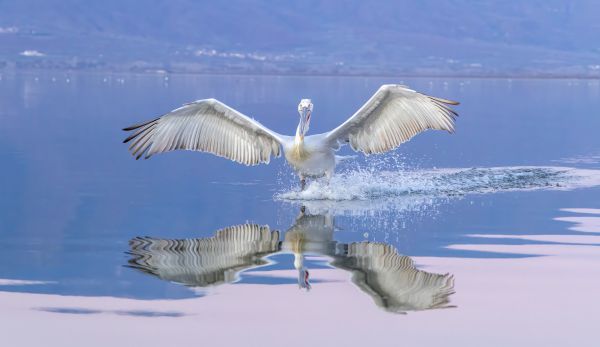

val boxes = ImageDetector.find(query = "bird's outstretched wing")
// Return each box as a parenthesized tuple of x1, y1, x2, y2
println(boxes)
(332, 242, 455, 313)
(123, 99, 285, 165)
(324, 85, 459, 154)
(127, 224, 280, 287)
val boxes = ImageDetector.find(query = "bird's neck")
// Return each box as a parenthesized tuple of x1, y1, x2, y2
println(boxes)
(293, 252, 304, 270)
(294, 125, 306, 158)
(295, 125, 304, 145)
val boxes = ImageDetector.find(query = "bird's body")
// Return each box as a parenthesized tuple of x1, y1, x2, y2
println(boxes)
(284, 134, 335, 179)
(124, 85, 459, 189)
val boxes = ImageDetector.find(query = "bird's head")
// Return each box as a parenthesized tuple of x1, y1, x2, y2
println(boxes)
(298, 267, 311, 291)
(297, 99, 313, 140)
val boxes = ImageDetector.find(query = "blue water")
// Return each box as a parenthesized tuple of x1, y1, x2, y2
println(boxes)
(0, 72, 599, 302)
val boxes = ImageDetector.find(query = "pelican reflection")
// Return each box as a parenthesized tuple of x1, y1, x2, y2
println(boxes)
(128, 208, 455, 313)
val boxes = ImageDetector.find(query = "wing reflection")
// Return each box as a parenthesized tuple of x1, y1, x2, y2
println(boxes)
(128, 224, 280, 287)
(332, 242, 455, 313)
(127, 208, 455, 313)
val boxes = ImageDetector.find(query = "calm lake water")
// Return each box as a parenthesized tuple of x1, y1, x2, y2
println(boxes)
(1, 72, 599, 346)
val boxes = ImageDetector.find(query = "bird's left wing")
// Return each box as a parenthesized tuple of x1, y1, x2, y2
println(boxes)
(123, 99, 285, 165)
(324, 85, 459, 154)
(127, 224, 280, 287)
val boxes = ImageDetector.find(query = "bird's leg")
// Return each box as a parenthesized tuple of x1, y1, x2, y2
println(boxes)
(325, 169, 333, 185)
(300, 175, 306, 191)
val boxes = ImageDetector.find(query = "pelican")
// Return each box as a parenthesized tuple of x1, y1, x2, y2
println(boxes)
(127, 207, 455, 313)
(123, 85, 459, 189)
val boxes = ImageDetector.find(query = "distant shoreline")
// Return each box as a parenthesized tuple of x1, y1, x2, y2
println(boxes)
(2, 68, 600, 80)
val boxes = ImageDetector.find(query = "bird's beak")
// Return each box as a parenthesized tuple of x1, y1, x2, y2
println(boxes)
(299, 107, 311, 138)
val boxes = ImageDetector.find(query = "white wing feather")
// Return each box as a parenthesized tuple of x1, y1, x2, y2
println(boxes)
(325, 85, 459, 154)
(123, 99, 284, 165)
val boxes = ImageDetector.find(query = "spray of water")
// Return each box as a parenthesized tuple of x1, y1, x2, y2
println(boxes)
(276, 163, 600, 214)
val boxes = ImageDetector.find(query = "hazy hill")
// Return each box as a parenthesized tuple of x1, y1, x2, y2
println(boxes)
(1, 0, 599, 76)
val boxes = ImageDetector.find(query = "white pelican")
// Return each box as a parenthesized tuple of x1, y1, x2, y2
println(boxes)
(128, 207, 455, 313)
(123, 85, 459, 189)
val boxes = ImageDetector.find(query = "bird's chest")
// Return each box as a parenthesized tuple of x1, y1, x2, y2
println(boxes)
(284, 142, 334, 176)
(285, 143, 311, 162)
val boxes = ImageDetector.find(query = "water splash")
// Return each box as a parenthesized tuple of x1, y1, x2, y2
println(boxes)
(275, 166, 600, 215)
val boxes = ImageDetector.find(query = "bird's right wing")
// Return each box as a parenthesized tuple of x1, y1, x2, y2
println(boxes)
(123, 99, 285, 165)
(324, 85, 459, 154)
(128, 224, 280, 287)
(332, 242, 455, 313)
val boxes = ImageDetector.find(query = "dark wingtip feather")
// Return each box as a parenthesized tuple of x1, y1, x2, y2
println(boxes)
(123, 134, 137, 144)
(441, 98, 460, 106)
(123, 123, 156, 144)
(122, 117, 160, 131)
(430, 96, 460, 106)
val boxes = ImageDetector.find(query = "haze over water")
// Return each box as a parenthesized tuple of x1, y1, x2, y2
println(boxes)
(1, 72, 599, 346)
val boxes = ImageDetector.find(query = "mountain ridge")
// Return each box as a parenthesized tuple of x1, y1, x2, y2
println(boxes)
(1, 0, 599, 76)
